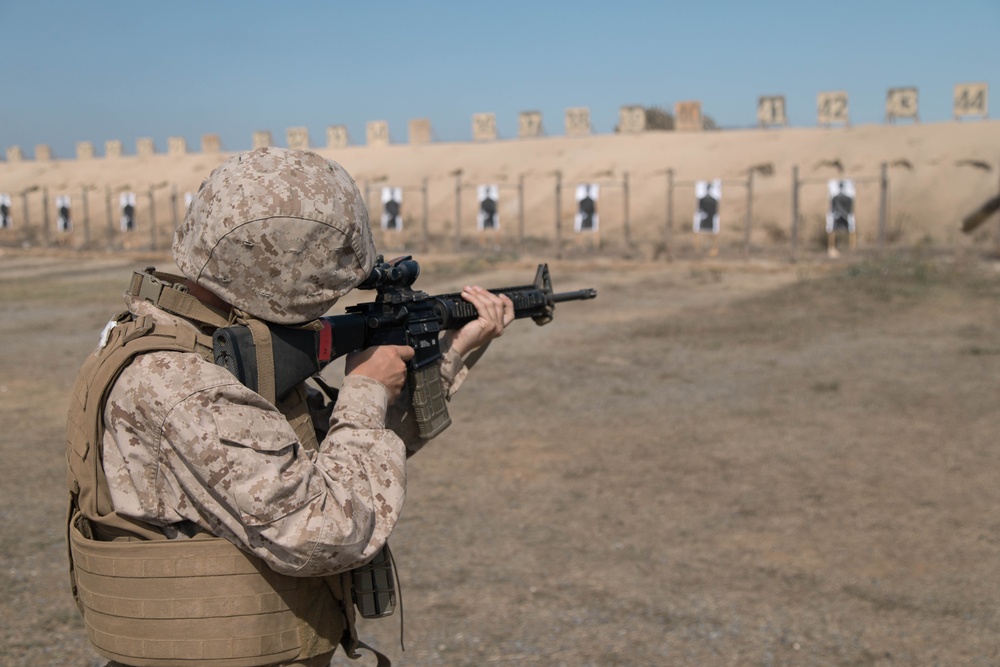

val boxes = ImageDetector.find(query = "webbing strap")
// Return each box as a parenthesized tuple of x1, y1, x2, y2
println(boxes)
(128, 270, 231, 329)
(243, 318, 277, 405)
(354, 640, 393, 667)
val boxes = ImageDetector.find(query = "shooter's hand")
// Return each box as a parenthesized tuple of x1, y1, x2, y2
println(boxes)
(442, 286, 515, 357)
(346, 345, 415, 402)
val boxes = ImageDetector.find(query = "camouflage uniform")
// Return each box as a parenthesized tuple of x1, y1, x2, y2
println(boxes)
(102, 291, 468, 576)
(70, 148, 471, 667)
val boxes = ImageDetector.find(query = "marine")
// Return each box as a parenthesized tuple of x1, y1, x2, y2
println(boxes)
(65, 147, 514, 666)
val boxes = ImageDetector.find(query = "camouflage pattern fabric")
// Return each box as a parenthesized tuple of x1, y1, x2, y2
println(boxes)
(173, 147, 375, 325)
(102, 295, 468, 576)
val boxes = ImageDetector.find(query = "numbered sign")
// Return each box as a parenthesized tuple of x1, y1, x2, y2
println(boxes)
(757, 96, 787, 127)
(120, 192, 137, 232)
(286, 127, 310, 150)
(168, 136, 187, 156)
(618, 105, 646, 133)
(693, 180, 721, 234)
(0, 194, 12, 229)
(565, 108, 590, 137)
(201, 134, 221, 153)
(56, 195, 72, 233)
(381, 186, 402, 231)
(826, 179, 856, 233)
(366, 121, 389, 147)
(954, 82, 988, 119)
(817, 91, 849, 125)
(674, 101, 703, 131)
(105, 140, 123, 158)
(252, 131, 272, 150)
(409, 119, 432, 144)
(518, 111, 543, 138)
(326, 125, 348, 149)
(574, 184, 599, 233)
(885, 87, 918, 122)
(472, 113, 497, 141)
(136, 138, 155, 157)
(76, 142, 95, 160)
(477, 185, 499, 231)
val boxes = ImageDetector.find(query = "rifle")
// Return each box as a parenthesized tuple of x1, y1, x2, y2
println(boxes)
(213, 255, 597, 438)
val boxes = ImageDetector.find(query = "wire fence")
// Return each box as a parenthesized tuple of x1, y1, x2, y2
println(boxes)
(3, 161, 995, 261)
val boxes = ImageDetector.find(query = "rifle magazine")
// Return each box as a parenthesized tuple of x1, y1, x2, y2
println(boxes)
(408, 366, 451, 439)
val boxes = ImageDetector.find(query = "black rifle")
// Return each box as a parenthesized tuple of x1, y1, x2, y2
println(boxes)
(213, 255, 597, 438)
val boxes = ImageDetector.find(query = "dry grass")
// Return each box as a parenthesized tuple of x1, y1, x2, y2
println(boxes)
(1, 247, 998, 666)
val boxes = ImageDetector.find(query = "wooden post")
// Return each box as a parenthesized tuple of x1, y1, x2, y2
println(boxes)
(148, 188, 157, 251)
(518, 173, 525, 244)
(659, 169, 674, 260)
(878, 161, 888, 250)
(454, 173, 462, 252)
(105, 187, 114, 249)
(20, 190, 31, 244)
(42, 187, 50, 245)
(81, 186, 91, 247)
(554, 171, 563, 258)
(744, 170, 754, 258)
(421, 177, 429, 253)
(171, 184, 180, 229)
(996, 158, 1000, 257)
(622, 171, 632, 248)
(666, 169, 674, 243)
(790, 166, 799, 262)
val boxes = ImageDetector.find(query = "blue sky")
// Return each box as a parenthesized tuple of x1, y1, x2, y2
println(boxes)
(1, 0, 997, 158)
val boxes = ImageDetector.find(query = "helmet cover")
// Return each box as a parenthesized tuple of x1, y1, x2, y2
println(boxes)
(173, 147, 375, 324)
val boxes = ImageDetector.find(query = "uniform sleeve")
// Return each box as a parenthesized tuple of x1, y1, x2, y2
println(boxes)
(103, 350, 406, 577)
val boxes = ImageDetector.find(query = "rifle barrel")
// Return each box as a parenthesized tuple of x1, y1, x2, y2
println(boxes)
(552, 289, 598, 302)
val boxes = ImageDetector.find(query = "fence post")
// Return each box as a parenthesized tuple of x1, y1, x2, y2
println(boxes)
(171, 184, 180, 229)
(148, 188, 157, 251)
(518, 173, 525, 244)
(454, 172, 462, 252)
(20, 189, 32, 244)
(997, 156, 1000, 254)
(877, 162, 888, 251)
(421, 177, 429, 253)
(554, 171, 563, 259)
(790, 165, 799, 262)
(666, 169, 674, 246)
(744, 169, 754, 258)
(81, 186, 91, 248)
(622, 171, 632, 249)
(43, 187, 50, 246)
(105, 187, 115, 249)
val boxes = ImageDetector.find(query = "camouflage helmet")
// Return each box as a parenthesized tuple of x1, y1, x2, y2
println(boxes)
(173, 147, 375, 324)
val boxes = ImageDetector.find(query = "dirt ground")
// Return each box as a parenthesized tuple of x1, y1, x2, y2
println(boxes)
(1, 245, 998, 666)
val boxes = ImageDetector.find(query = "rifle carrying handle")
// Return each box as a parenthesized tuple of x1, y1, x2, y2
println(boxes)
(408, 365, 452, 439)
